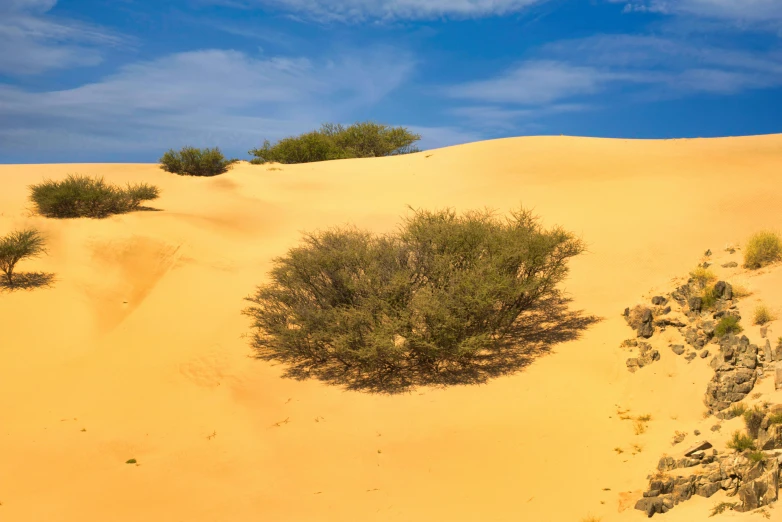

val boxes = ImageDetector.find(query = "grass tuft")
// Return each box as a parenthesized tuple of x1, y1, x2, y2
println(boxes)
(743, 231, 782, 269)
(715, 316, 742, 338)
(727, 430, 755, 452)
(753, 304, 775, 325)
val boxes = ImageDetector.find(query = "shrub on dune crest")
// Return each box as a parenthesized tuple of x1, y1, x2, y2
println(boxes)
(243, 206, 587, 390)
(743, 231, 782, 269)
(249, 121, 421, 164)
(159, 146, 238, 176)
(29, 174, 159, 218)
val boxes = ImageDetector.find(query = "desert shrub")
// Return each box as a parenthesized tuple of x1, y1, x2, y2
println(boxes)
(748, 450, 766, 463)
(159, 146, 238, 176)
(731, 281, 752, 298)
(0, 228, 46, 287)
(743, 231, 782, 269)
(249, 122, 421, 164)
(753, 304, 775, 325)
(701, 284, 718, 309)
(744, 406, 766, 438)
(243, 206, 585, 389)
(690, 266, 717, 286)
(768, 413, 782, 425)
(727, 430, 755, 451)
(710, 502, 737, 516)
(715, 316, 742, 337)
(728, 402, 747, 418)
(29, 175, 159, 218)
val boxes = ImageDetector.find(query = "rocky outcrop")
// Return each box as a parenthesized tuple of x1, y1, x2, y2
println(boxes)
(636, 447, 781, 517)
(704, 334, 759, 415)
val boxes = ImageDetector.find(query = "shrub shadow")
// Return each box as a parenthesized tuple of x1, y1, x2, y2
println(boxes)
(0, 272, 56, 291)
(251, 292, 602, 394)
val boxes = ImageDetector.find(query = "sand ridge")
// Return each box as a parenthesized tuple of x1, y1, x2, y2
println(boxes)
(1, 134, 782, 521)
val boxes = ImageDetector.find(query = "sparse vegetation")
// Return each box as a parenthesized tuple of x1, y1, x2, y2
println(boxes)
(581, 517, 602, 522)
(743, 231, 782, 269)
(0, 228, 47, 288)
(727, 430, 755, 452)
(249, 122, 421, 164)
(159, 146, 238, 176)
(728, 402, 747, 418)
(768, 412, 782, 425)
(701, 284, 718, 309)
(634, 420, 647, 435)
(731, 281, 752, 298)
(748, 450, 766, 463)
(710, 502, 738, 516)
(690, 266, 717, 286)
(715, 316, 742, 338)
(29, 174, 159, 218)
(753, 304, 775, 326)
(243, 206, 588, 391)
(125, 458, 137, 464)
(744, 406, 766, 438)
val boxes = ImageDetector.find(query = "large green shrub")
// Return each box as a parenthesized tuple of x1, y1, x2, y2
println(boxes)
(159, 146, 238, 176)
(0, 228, 46, 287)
(29, 175, 160, 218)
(743, 231, 782, 269)
(243, 206, 585, 389)
(249, 122, 421, 164)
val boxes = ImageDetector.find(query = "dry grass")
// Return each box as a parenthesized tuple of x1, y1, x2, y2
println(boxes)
(753, 303, 776, 325)
(743, 230, 782, 269)
(690, 266, 717, 286)
(731, 281, 753, 298)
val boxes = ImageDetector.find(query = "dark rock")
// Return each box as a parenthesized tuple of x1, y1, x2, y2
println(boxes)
(701, 350, 709, 358)
(671, 344, 685, 355)
(652, 296, 667, 306)
(685, 352, 697, 362)
(658, 456, 677, 472)
(635, 497, 664, 517)
(623, 307, 630, 317)
(688, 296, 703, 313)
(711, 424, 721, 432)
(705, 249, 712, 256)
(684, 441, 713, 457)
(697, 482, 721, 498)
(638, 322, 655, 339)
(722, 261, 738, 268)
(694, 430, 701, 436)
(643, 489, 660, 497)
(713, 281, 733, 300)
(760, 326, 768, 339)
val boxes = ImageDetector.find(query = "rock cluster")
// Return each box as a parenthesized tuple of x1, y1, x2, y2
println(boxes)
(704, 334, 759, 415)
(626, 341, 660, 372)
(636, 444, 781, 517)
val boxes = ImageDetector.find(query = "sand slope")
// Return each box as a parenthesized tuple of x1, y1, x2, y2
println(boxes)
(1, 135, 782, 521)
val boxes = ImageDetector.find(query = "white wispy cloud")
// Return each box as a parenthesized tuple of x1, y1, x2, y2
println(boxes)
(207, 0, 547, 22)
(0, 0, 126, 75)
(613, 0, 782, 25)
(0, 47, 416, 161)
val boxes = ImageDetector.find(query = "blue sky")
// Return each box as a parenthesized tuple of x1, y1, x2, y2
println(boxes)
(1, 0, 781, 163)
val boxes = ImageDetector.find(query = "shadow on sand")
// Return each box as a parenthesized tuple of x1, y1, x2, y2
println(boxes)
(0, 272, 56, 292)
(251, 292, 603, 394)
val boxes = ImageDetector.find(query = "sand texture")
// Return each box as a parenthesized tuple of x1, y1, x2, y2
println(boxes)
(2, 135, 782, 521)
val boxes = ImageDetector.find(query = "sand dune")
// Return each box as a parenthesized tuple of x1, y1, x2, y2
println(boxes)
(1, 135, 782, 521)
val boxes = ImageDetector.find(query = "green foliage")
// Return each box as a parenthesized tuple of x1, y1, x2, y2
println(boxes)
(701, 284, 718, 309)
(744, 406, 766, 438)
(715, 315, 742, 338)
(743, 231, 782, 269)
(244, 206, 586, 390)
(0, 228, 46, 287)
(768, 412, 782, 425)
(727, 430, 756, 451)
(249, 122, 421, 164)
(689, 266, 717, 286)
(29, 174, 159, 218)
(728, 402, 747, 418)
(125, 458, 137, 464)
(748, 450, 766, 463)
(159, 146, 238, 176)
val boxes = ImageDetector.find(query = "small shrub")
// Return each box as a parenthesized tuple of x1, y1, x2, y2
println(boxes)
(701, 284, 718, 309)
(636, 414, 652, 422)
(710, 502, 737, 516)
(159, 146, 238, 176)
(753, 304, 775, 325)
(728, 402, 747, 418)
(690, 266, 717, 286)
(727, 430, 755, 451)
(748, 450, 766, 463)
(249, 122, 421, 164)
(0, 228, 47, 287)
(768, 413, 782, 425)
(29, 175, 159, 218)
(243, 206, 586, 390)
(715, 316, 742, 337)
(743, 231, 782, 269)
(634, 420, 647, 435)
(125, 458, 137, 464)
(731, 281, 752, 298)
(744, 406, 765, 438)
